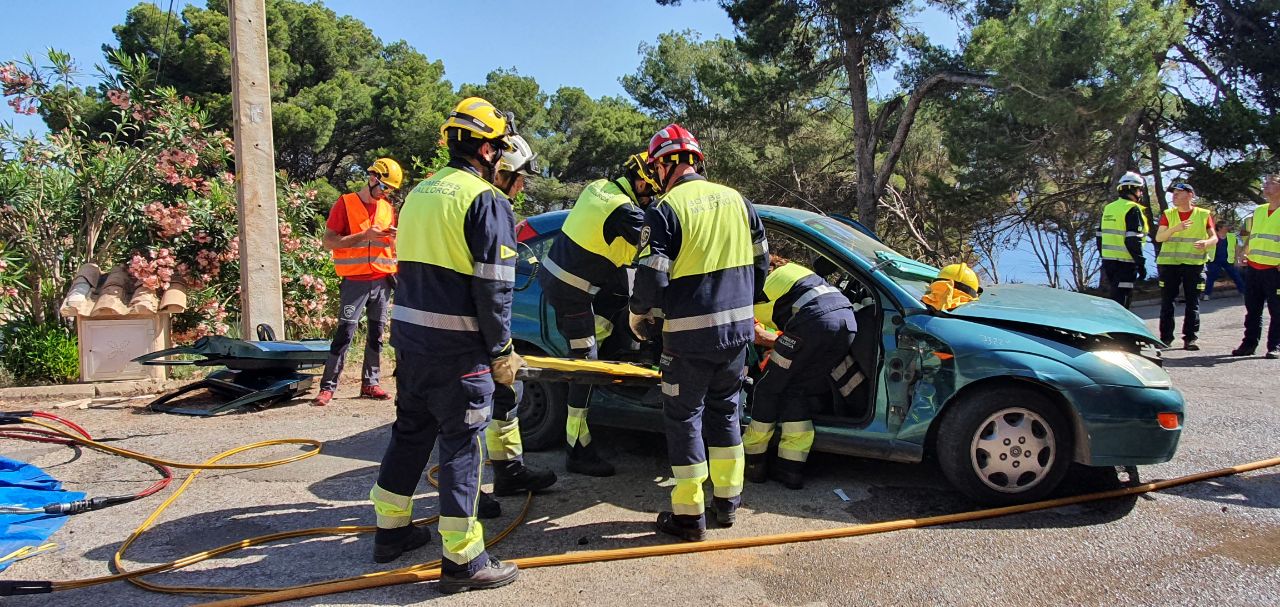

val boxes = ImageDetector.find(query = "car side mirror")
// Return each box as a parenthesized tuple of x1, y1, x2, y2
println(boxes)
(515, 241, 539, 292)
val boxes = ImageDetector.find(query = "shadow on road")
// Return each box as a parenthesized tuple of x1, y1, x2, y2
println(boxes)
(1159, 471, 1280, 510)
(1162, 353, 1242, 368)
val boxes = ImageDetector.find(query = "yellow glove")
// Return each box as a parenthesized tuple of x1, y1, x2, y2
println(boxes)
(491, 351, 525, 385)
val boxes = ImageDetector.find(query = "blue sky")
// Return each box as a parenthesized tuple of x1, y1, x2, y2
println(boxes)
(6, 2, 1072, 282)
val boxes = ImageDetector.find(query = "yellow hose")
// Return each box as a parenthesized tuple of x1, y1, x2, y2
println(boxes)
(11, 417, 531, 596)
(200, 455, 1280, 607)
(13, 417, 1280, 607)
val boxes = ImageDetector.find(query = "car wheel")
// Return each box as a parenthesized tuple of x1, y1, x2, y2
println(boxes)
(517, 379, 568, 452)
(936, 386, 1072, 504)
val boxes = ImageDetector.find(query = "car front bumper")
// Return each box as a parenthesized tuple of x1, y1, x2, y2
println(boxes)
(1068, 383, 1185, 467)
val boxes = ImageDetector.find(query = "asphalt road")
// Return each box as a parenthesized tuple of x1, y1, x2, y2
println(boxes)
(3, 296, 1278, 606)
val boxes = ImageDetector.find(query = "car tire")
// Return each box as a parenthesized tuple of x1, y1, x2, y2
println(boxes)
(517, 379, 568, 452)
(936, 386, 1072, 504)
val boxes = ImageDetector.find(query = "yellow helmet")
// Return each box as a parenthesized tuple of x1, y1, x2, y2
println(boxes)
(624, 151, 659, 191)
(922, 263, 981, 311)
(937, 263, 980, 295)
(441, 96, 510, 144)
(367, 157, 403, 190)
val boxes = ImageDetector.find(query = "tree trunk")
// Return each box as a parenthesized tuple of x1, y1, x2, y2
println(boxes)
(840, 33, 878, 230)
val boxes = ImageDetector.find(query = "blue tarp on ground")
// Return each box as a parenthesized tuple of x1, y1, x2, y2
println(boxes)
(0, 456, 83, 571)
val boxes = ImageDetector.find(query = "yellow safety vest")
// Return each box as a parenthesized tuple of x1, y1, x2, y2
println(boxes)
(663, 180, 753, 279)
(1098, 198, 1149, 262)
(753, 263, 814, 333)
(397, 166, 499, 275)
(1247, 204, 1280, 266)
(562, 179, 640, 268)
(1157, 206, 1211, 266)
(1213, 233, 1238, 264)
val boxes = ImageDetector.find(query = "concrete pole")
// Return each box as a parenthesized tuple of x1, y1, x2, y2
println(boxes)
(228, 0, 285, 340)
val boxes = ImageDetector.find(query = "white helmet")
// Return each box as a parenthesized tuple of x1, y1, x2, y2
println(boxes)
(496, 134, 539, 177)
(1117, 171, 1145, 189)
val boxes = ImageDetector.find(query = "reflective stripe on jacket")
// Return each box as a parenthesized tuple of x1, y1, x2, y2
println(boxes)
(753, 262, 850, 333)
(1157, 206, 1210, 266)
(391, 164, 517, 357)
(332, 193, 397, 276)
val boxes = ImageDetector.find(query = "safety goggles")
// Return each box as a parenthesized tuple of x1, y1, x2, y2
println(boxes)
(368, 172, 391, 191)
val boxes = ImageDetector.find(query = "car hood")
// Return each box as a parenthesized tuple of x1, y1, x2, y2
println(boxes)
(945, 284, 1158, 341)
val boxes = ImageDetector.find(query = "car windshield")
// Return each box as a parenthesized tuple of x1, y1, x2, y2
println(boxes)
(800, 215, 937, 298)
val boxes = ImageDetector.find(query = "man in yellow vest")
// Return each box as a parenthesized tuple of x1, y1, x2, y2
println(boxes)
(483, 134, 558, 497)
(630, 123, 769, 541)
(1232, 173, 1280, 359)
(1096, 171, 1150, 309)
(315, 157, 402, 406)
(743, 255, 856, 490)
(368, 97, 520, 592)
(1203, 222, 1245, 300)
(537, 151, 658, 477)
(1154, 182, 1216, 350)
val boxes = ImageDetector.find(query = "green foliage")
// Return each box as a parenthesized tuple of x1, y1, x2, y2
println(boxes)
(0, 319, 79, 384)
(104, 0, 455, 186)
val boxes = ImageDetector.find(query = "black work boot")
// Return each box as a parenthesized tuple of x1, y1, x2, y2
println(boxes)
(744, 453, 768, 484)
(710, 498, 737, 528)
(1183, 338, 1200, 351)
(566, 442, 616, 477)
(1231, 343, 1257, 357)
(1267, 348, 1280, 360)
(770, 459, 805, 490)
(478, 491, 501, 519)
(438, 557, 520, 594)
(372, 525, 432, 564)
(492, 460, 558, 497)
(655, 511, 706, 542)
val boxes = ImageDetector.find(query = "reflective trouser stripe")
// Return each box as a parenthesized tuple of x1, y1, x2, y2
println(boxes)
(565, 406, 591, 447)
(1117, 282, 1135, 288)
(837, 372, 864, 397)
(438, 515, 486, 565)
(661, 382, 680, 397)
(778, 421, 815, 462)
(708, 444, 744, 499)
(663, 305, 755, 333)
(544, 256, 600, 294)
(484, 416, 522, 461)
(789, 285, 841, 314)
(742, 420, 775, 455)
(369, 484, 412, 529)
(831, 355, 855, 380)
(670, 461, 709, 516)
(569, 336, 597, 350)
(439, 435, 487, 565)
(391, 305, 479, 331)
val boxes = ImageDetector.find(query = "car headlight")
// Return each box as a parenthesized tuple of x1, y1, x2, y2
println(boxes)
(1092, 350, 1172, 388)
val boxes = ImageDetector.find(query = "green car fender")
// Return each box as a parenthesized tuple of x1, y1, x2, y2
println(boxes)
(892, 315, 1099, 459)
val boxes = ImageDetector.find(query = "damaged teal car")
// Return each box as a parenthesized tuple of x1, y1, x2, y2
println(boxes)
(510, 206, 1183, 504)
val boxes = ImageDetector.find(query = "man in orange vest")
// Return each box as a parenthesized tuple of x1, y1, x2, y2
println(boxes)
(315, 158, 403, 406)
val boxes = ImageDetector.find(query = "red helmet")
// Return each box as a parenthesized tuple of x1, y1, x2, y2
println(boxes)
(647, 123, 704, 165)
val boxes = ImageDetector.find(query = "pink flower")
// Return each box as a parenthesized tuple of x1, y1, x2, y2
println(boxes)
(106, 89, 130, 109)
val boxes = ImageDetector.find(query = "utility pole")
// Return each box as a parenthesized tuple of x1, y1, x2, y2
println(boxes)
(228, 0, 285, 339)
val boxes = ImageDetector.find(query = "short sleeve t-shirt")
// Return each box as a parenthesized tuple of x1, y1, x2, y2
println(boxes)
(327, 195, 397, 281)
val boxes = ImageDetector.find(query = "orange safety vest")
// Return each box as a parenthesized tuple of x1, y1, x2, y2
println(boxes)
(332, 193, 397, 277)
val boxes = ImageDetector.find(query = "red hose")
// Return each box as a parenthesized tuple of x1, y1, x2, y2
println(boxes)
(32, 411, 92, 439)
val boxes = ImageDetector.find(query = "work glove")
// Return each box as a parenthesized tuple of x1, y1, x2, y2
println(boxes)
(490, 351, 525, 385)
(629, 311, 655, 341)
